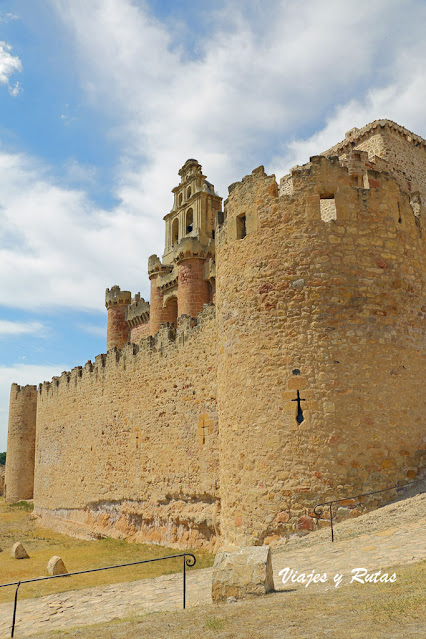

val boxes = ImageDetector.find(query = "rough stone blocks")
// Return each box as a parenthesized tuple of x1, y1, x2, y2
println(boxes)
(211, 546, 275, 602)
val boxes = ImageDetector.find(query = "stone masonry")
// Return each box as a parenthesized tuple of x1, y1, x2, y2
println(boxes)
(5, 120, 425, 551)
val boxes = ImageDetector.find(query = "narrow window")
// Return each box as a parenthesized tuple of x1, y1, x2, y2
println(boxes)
(320, 195, 337, 222)
(237, 213, 247, 239)
(186, 208, 193, 234)
(179, 193, 183, 206)
(172, 218, 179, 244)
(187, 186, 192, 199)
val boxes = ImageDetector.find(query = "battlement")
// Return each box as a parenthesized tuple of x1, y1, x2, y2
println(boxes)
(326, 119, 426, 156)
(10, 383, 37, 393)
(38, 303, 216, 397)
(105, 285, 132, 308)
(126, 294, 150, 326)
(322, 119, 426, 202)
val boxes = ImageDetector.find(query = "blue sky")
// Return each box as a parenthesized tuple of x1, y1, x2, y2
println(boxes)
(1, 0, 425, 451)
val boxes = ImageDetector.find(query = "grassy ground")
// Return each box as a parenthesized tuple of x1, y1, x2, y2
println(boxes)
(31, 560, 426, 639)
(0, 498, 213, 604)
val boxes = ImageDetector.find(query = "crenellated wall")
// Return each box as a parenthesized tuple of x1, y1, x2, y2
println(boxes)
(6, 122, 426, 552)
(34, 305, 220, 549)
(324, 119, 426, 202)
(216, 155, 425, 547)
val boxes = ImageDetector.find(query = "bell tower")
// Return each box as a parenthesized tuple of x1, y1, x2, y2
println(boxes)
(148, 160, 222, 335)
(163, 159, 222, 264)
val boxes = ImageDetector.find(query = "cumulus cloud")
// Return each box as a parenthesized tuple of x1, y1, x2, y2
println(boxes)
(48, 0, 426, 187)
(0, 41, 22, 95)
(0, 0, 424, 317)
(0, 320, 46, 336)
(0, 147, 162, 310)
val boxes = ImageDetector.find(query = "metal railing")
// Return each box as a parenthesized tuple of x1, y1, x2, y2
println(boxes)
(0, 552, 196, 638)
(313, 478, 424, 542)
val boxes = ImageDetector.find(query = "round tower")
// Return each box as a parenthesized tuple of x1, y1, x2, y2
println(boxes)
(5, 383, 38, 501)
(216, 159, 425, 548)
(148, 256, 174, 336)
(176, 238, 212, 318)
(105, 285, 131, 350)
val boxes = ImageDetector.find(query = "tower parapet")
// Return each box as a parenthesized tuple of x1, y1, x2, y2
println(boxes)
(105, 285, 131, 350)
(126, 293, 150, 342)
(5, 384, 38, 501)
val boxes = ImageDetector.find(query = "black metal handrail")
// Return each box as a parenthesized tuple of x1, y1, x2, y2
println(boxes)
(0, 552, 196, 638)
(313, 478, 424, 542)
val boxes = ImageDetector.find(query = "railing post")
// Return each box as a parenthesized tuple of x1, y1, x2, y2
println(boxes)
(330, 504, 334, 543)
(11, 581, 21, 638)
(183, 554, 186, 609)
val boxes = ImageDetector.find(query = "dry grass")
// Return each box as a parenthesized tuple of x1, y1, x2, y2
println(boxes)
(31, 560, 426, 639)
(0, 498, 213, 603)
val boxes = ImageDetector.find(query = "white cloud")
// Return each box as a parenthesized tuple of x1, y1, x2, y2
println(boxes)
(0, 320, 46, 336)
(0, 41, 22, 95)
(1, 0, 425, 317)
(77, 323, 105, 338)
(0, 147, 161, 310)
(0, 364, 69, 450)
(64, 159, 97, 185)
(48, 0, 426, 187)
(0, 12, 19, 24)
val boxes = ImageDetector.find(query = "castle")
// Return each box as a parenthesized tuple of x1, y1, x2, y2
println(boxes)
(5, 120, 425, 551)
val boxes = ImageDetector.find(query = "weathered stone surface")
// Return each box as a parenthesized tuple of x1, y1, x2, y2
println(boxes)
(212, 546, 275, 602)
(11, 542, 29, 559)
(4, 120, 425, 553)
(0, 464, 4, 496)
(47, 556, 67, 576)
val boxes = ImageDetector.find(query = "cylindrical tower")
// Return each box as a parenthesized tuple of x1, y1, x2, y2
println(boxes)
(216, 159, 425, 548)
(148, 255, 172, 336)
(105, 285, 131, 350)
(5, 383, 38, 501)
(177, 256, 211, 318)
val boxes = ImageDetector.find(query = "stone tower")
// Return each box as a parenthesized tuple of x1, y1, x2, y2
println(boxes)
(216, 153, 425, 547)
(148, 159, 222, 334)
(5, 384, 38, 501)
(105, 285, 132, 350)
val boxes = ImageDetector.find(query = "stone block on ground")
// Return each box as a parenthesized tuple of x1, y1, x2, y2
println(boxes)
(11, 542, 29, 559)
(212, 545, 274, 602)
(47, 556, 68, 576)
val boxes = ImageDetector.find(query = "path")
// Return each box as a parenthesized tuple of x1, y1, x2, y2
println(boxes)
(0, 492, 424, 638)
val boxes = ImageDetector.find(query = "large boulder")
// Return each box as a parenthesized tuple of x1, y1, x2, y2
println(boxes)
(11, 542, 29, 559)
(47, 556, 68, 576)
(212, 545, 275, 602)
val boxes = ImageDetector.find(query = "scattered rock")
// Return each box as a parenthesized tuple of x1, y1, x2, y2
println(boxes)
(47, 556, 68, 576)
(212, 545, 275, 603)
(11, 542, 29, 559)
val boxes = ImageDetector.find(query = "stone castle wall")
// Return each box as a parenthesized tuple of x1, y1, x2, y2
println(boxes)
(325, 120, 426, 202)
(34, 306, 220, 549)
(5, 121, 425, 551)
(129, 321, 150, 342)
(216, 156, 425, 547)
